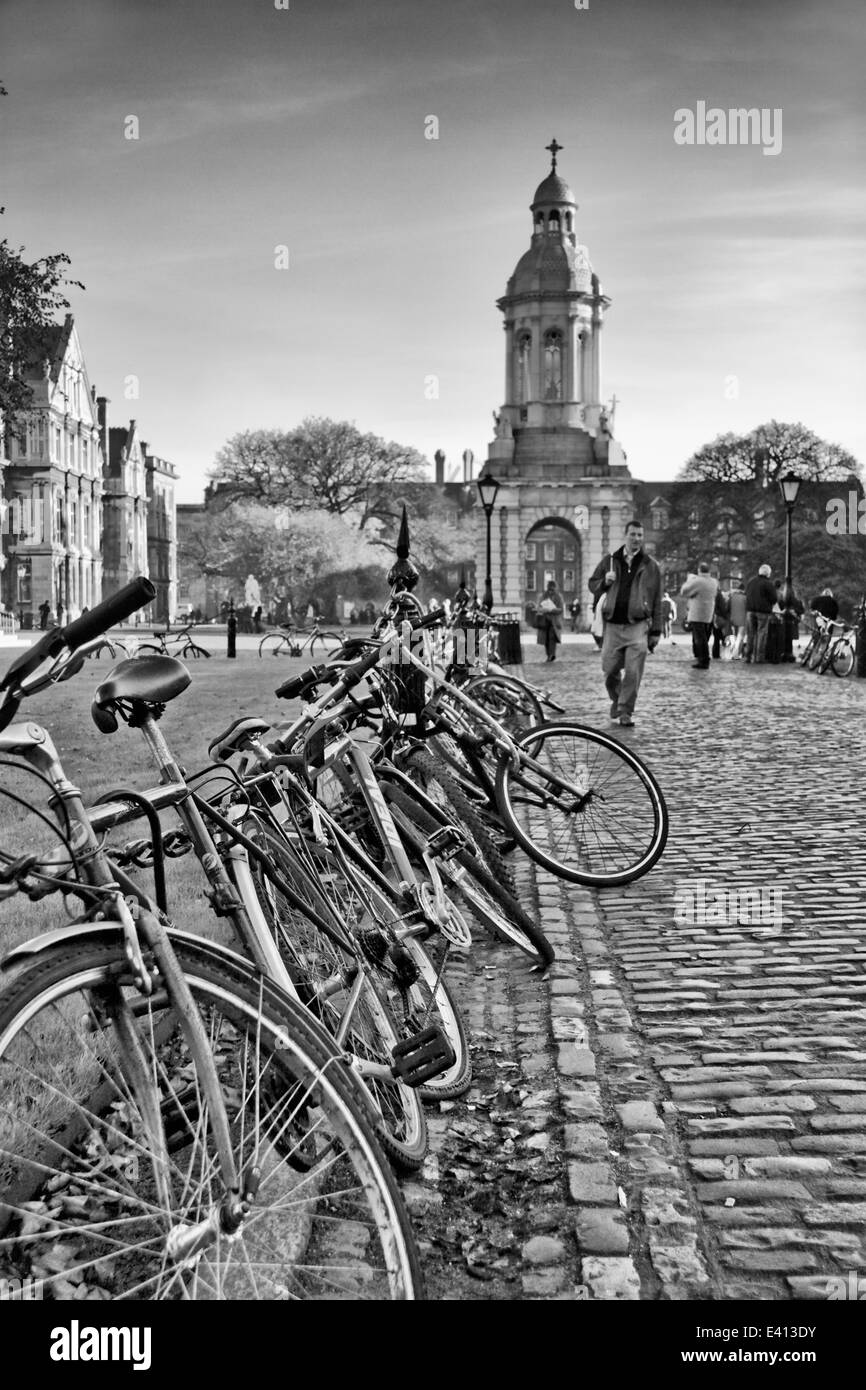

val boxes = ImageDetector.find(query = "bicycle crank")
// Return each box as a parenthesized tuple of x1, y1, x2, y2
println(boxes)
(418, 879, 472, 950)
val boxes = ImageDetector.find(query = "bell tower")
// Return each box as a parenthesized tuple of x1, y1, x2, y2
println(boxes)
(479, 142, 635, 620)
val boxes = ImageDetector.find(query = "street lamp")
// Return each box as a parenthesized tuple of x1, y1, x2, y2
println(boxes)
(778, 470, 802, 662)
(476, 473, 500, 614)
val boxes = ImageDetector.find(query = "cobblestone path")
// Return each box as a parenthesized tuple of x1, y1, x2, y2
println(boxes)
(415, 643, 866, 1300)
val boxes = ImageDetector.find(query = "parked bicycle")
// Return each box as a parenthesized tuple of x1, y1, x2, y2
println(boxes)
(137, 620, 211, 660)
(0, 580, 423, 1299)
(258, 619, 344, 660)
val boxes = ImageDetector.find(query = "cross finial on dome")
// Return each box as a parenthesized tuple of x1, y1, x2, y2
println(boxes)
(545, 138, 563, 170)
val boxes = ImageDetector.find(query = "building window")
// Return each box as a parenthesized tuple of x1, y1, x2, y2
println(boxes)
(687, 509, 699, 531)
(544, 542, 556, 561)
(548, 211, 560, 233)
(543, 569, 556, 589)
(525, 542, 537, 560)
(525, 569, 536, 591)
(651, 508, 667, 531)
(562, 569, 575, 591)
(543, 329, 563, 401)
(516, 334, 532, 403)
(753, 510, 765, 534)
(563, 545, 575, 561)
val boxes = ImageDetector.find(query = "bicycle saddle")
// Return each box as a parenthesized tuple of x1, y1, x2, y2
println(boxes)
(92, 656, 191, 733)
(208, 717, 271, 761)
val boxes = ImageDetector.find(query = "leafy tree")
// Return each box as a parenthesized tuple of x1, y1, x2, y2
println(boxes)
(177, 503, 386, 618)
(209, 418, 427, 523)
(680, 421, 860, 484)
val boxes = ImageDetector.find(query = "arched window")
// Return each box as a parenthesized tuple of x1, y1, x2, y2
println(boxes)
(565, 212, 573, 233)
(543, 329, 562, 401)
(534, 213, 544, 233)
(548, 210, 560, 233)
(516, 333, 532, 403)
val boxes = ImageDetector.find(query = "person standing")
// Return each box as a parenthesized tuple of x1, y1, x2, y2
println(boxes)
(711, 585, 730, 659)
(38, 599, 51, 630)
(744, 564, 777, 664)
(680, 564, 718, 670)
(728, 582, 747, 659)
(661, 591, 676, 641)
(588, 520, 662, 728)
(570, 598, 581, 632)
(536, 580, 564, 662)
(809, 588, 839, 621)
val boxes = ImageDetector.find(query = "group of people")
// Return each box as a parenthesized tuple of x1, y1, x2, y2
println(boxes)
(547, 517, 832, 730)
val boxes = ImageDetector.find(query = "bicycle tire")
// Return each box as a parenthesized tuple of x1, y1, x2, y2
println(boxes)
(135, 643, 164, 656)
(398, 746, 517, 898)
(464, 673, 544, 733)
(382, 783, 554, 968)
(0, 935, 423, 1299)
(182, 642, 211, 660)
(798, 634, 816, 667)
(831, 641, 855, 678)
(259, 634, 289, 658)
(808, 634, 830, 671)
(495, 720, 668, 887)
(239, 818, 428, 1172)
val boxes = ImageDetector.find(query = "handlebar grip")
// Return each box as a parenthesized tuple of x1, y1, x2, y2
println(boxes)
(275, 663, 331, 701)
(61, 577, 156, 651)
(408, 609, 446, 633)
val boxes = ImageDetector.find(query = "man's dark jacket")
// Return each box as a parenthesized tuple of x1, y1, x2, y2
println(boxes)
(744, 575, 777, 613)
(810, 594, 839, 620)
(588, 547, 663, 634)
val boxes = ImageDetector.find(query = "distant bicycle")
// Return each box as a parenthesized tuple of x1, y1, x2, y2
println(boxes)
(258, 619, 344, 659)
(137, 621, 211, 660)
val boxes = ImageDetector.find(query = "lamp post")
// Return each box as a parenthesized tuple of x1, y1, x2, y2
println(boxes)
(476, 473, 500, 614)
(778, 471, 802, 662)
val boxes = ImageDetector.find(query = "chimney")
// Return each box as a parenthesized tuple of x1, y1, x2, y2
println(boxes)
(462, 449, 474, 483)
(97, 396, 110, 470)
(434, 449, 445, 485)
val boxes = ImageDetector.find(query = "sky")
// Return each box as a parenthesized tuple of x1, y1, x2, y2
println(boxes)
(1, 0, 864, 501)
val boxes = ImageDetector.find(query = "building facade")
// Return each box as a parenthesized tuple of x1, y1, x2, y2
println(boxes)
(1, 316, 103, 625)
(479, 144, 636, 622)
(0, 315, 178, 628)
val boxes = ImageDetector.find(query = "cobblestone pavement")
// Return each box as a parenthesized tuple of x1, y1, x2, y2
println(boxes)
(414, 640, 866, 1301)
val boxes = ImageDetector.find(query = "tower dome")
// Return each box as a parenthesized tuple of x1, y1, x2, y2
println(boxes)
(531, 170, 576, 209)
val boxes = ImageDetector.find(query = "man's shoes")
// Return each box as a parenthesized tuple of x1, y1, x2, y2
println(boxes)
(691, 662, 709, 669)
(619, 715, 635, 727)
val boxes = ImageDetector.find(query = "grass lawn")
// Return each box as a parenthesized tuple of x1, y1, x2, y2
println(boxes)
(0, 649, 311, 953)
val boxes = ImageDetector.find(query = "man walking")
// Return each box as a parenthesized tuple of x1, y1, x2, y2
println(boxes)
(680, 563, 718, 669)
(744, 563, 777, 664)
(588, 519, 662, 728)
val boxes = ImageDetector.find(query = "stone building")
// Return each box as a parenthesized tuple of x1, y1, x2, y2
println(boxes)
(100, 414, 150, 614)
(144, 447, 178, 625)
(479, 143, 636, 622)
(0, 315, 103, 625)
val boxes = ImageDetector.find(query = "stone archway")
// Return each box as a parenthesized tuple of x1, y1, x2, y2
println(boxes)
(524, 514, 583, 624)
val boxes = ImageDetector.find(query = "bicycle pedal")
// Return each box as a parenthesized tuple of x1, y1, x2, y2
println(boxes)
(424, 824, 474, 861)
(390, 1026, 455, 1088)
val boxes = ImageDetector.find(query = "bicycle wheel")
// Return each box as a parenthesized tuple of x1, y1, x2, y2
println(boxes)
(240, 818, 428, 1171)
(307, 632, 342, 658)
(181, 641, 211, 660)
(398, 746, 516, 897)
(259, 634, 288, 658)
(135, 643, 164, 656)
(798, 634, 816, 667)
(808, 634, 830, 671)
(0, 936, 423, 1299)
(464, 673, 544, 734)
(495, 721, 668, 887)
(382, 783, 554, 969)
(831, 640, 854, 678)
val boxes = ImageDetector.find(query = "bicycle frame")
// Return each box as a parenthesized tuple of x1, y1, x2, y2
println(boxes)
(0, 717, 245, 1214)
